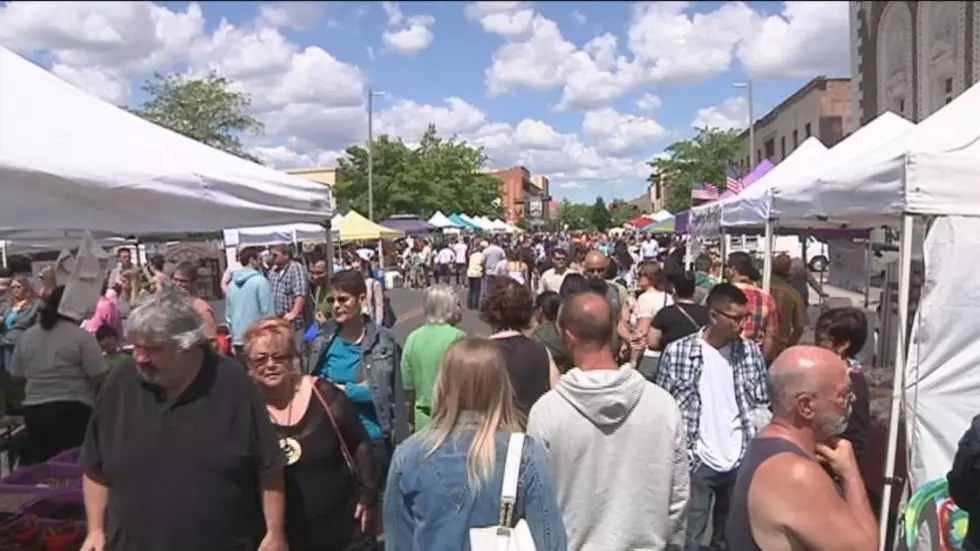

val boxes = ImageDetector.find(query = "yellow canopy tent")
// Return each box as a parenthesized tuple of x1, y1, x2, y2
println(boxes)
(333, 210, 405, 241)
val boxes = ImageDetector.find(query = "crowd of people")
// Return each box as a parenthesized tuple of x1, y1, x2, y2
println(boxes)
(0, 229, 977, 551)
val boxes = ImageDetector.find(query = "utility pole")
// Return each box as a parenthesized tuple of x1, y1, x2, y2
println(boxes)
(734, 80, 755, 168)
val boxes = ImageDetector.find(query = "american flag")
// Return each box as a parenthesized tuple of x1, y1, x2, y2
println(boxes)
(725, 164, 744, 194)
(691, 182, 719, 201)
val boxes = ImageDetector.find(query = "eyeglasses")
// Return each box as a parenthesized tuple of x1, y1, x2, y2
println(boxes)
(248, 353, 293, 367)
(712, 309, 749, 324)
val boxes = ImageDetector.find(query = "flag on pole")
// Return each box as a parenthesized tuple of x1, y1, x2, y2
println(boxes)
(691, 182, 719, 201)
(725, 164, 744, 194)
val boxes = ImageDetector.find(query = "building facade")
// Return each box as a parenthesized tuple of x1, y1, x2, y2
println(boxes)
(851, 2, 978, 127)
(286, 167, 339, 187)
(733, 76, 852, 175)
(487, 166, 550, 223)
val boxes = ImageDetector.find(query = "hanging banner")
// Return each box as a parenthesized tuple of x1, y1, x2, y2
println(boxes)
(826, 239, 867, 294)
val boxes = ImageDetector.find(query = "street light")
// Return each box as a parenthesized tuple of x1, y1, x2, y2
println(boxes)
(367, 87, 387, 222)
(733, 80, 755, 169)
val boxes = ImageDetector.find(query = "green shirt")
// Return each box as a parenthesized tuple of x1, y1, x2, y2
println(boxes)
(314, 286, 333, 317)
(401, 323, 467, 430)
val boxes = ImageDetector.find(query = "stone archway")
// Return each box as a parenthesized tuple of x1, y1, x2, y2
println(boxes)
(916, 2, 967, 119)
(877, 2, 915, 119)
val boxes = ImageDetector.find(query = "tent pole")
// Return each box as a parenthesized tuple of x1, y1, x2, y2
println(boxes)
(878, 213, 914, 551)
(762, 220, 774, 293)
(864, 237, 873, 309)
(1, 241, 7, 269)
(322, 219, 334, 279)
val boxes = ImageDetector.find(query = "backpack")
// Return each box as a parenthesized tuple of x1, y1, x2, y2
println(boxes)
(947, 414, 980, 512)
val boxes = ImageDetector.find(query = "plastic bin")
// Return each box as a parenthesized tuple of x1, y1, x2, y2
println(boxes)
(1, 463, 82, 489)
(46, 448, 80, 466)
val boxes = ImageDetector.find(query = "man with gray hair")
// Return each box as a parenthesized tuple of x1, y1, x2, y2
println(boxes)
(400, 284, 466, 430)
(725, 345, 877, 551)
(79, 290, 287, 551)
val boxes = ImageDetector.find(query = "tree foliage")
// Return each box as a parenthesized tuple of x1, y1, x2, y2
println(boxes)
(648, 127, 743, 213)
(335, 125, 501, 220)
(590, 196, 612, 231)
(558, 199, 592, 231)
(128, 71, 265, 163)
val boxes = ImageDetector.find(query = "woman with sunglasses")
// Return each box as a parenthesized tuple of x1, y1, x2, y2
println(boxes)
(246, 318, 377, 551)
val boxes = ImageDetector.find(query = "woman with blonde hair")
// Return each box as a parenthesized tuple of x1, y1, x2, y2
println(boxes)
(384, 337, 567, 550)
(245, 318, 377, 551)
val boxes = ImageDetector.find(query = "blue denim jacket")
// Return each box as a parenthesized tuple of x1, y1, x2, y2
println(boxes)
(384, 420, 568, 551)
(308, 315, 410, 443)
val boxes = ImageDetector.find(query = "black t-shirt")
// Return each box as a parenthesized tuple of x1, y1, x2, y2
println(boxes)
(651, 303, 710, 351)
(81, 348, 284, 551)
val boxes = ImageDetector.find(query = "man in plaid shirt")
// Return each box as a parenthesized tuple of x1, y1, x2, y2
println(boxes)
(727, 251, 781, 362)
(654, 283, 771, 551)
(268, 244, 310, 354)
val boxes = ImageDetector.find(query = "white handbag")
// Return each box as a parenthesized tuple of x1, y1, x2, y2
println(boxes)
(468, 433, 538, 551)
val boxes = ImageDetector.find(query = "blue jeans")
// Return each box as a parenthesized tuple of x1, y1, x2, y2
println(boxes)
(467, 277, 482, 310)
(686, 463, 738, 551)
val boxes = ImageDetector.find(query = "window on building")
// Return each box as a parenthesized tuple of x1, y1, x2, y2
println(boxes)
(792, 130, 799, 148)
(756, 150, 762, 165)
(897, 97, 906, 114)
(804, 123, 812, 137)
(780, 136, 786, 159)
(763, 139, 775, 161)
(944, 77, 954, 105)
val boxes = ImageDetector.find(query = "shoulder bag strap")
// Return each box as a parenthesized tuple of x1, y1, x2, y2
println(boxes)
(311, 382, 357, 475)
(498, 433, 525, 528)
(675, 304, 702, 333)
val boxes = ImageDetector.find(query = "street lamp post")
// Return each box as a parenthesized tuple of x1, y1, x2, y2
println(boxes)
(733, 80, 755, 168)
(366, 87, 386, 222)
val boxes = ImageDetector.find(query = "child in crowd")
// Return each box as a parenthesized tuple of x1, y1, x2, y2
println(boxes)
(95, 325, 132, 370)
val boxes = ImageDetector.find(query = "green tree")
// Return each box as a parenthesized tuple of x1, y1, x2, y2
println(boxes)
(648, 127, 742, 213)
(590, 196, 612, 231)
(128, 72, 264, 163)
(335, 125, 501, 220)
(560, 199, 593, 231)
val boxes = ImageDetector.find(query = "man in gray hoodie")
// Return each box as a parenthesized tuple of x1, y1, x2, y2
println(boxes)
(527, 292, 690, 551)
(225, 247, 274, 357)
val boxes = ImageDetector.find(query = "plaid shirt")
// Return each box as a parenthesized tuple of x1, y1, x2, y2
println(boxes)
(654, 332, 771, 472)
(269, 260, 309, 328)
(734, 281, 780, 347)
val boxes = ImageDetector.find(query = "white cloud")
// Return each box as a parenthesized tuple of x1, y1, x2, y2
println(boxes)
(381, 2, 435, 55)
(50, 63, 131, 104)
(582, 108, 668, 156)
(571, 10, 587, 27)
(0, 1, 205, 103)
(693, 96, 749, 131)
(256, 2, 327, 31)
(468, 1, 849, 112)
(635, 93, 662, 111)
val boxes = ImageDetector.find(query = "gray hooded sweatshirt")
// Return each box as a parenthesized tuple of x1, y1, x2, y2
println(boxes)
(527, 367, 689, 551)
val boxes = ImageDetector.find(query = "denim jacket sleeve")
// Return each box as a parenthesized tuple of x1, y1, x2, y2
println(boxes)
(383, 444, 414, 551)
(520, 437, 569, 551)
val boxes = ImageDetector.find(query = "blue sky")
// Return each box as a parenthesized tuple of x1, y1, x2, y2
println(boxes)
(0, 1, 850, 203)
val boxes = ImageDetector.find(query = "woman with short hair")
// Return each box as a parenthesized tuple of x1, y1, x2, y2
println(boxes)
(385, 337, 567, 550)
(246, 317, 376, 551)
(401, 285, 467, 431)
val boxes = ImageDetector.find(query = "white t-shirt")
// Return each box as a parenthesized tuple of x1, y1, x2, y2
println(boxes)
(451, 243, 468, 264)
(695, 339, 744, 472)
(435, 247, 455, 265)
(634, 290, 672, 321)
(640, 241, 660, 259)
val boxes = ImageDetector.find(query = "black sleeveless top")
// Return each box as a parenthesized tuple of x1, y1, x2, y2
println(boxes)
(493, 334, 551, 420)
(726, 437, 811, 551)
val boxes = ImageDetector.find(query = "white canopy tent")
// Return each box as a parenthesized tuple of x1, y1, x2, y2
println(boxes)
(771, 84, 980, 226)
(427, 211, 459, 229)
(690, 137, 829, 237)
(0, 46, 333, 234)
(223, 223, 338, 248)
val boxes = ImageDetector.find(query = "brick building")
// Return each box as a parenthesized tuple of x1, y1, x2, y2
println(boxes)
(850, 2, 978, 127)
(486, 166, 550, 223)
(733, 76, 852, 175)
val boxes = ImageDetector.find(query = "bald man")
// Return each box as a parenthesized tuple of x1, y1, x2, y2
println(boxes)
(770, 254, 808, 357)
(581, 250, 633, 353)
(726, 345, 878, 551)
